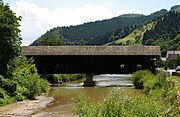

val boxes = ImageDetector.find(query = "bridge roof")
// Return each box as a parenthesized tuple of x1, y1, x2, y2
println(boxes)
(22, 46, 161, 56)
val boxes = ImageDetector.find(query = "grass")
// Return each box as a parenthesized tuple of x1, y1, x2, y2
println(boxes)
(74, 89, 167, 117)
(106, 22, 156, 46)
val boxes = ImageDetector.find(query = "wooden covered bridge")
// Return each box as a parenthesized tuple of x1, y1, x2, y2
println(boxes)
(22, 46, 161, 86)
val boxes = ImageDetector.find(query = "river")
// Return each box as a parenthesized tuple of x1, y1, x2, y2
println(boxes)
(32, 74, 134, 117)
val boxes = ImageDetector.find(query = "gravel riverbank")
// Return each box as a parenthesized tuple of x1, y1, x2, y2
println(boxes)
(0, 96, 54, 117)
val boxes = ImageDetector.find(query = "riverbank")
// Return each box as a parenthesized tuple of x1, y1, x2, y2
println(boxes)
(0, 95, 54, 117)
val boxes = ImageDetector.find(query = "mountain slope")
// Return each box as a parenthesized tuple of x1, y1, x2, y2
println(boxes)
(143, 11, 180, 55)
(106, 22, 156, 46)
(105, 11, 180, 56)
(31, 10, 167, 46)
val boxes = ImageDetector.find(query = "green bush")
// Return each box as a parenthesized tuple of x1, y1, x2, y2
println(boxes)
(155, 71, 166, 87)
(143, 74, 156, 94)
(0, 88, 8, 99)
(0, 88, 15, 106)
(144, 71, 166, 95)
(46, 74, 62, 84)
(131, 70, 152, 89)
(0, 75, 18, 97)
(12, 64, 49, 99)
(155, 57, 165, 67)
(74, 89, 167, 117)
(45, 74, 84, 84)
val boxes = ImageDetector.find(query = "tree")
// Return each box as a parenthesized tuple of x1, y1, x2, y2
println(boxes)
(0, 0, 22, 77)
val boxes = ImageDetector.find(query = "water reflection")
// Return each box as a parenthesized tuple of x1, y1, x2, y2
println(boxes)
(32, 74, 133, 117)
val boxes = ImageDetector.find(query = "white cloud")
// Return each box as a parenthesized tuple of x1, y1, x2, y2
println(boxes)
(10, 0, 144, 45)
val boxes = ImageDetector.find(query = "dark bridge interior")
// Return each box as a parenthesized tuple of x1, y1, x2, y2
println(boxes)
(30, 55, 156, 74)
(23, 46, 161, 74)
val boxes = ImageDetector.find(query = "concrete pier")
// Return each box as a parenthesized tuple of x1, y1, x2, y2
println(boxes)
(83, 74, 95, 87)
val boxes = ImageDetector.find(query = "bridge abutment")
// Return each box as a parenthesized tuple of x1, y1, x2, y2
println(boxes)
(83, 74, 95, 87)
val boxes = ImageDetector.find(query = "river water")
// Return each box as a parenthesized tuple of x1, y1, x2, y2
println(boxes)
(32, 74, 134, 117)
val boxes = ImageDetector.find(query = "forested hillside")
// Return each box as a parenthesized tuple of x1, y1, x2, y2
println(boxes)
(106, 22, 156, 46)
(108, 11, 180, 56)
(31, 9, 167, 46)
(143, 11, 180, 56)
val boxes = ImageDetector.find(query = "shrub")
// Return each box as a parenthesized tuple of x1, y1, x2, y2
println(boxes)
(45, 74, 84, 84)
(46, 74, 62, 84)
(131, 70, 152, 89)
(0, 88, 8, 99)
(74, 89, 167, 117)
(0, 76, 18, 97)
(12, 64, 49, 99)
(143, 71, 167, 95)
(155, 71, 166, 88)
(143, 74, 156, 94)
(0, 88, 15, 106)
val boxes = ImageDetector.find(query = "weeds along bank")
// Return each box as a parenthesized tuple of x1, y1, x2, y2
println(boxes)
(74, 70, 180, 117)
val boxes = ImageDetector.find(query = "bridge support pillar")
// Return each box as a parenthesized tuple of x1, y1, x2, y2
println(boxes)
(83, 74, 95, 87)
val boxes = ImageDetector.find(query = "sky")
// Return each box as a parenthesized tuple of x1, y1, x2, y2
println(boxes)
(3, 0, 180, 45)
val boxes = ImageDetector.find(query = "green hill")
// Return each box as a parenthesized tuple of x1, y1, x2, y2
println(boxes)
(143, 11, 180, 56)
(106, 11, 180, 56)
(31, 10, 167, 46)
(106, 22, 156, 46)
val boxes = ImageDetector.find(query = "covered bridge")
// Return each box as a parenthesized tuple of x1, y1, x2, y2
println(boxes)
(22, 46, 161, 74)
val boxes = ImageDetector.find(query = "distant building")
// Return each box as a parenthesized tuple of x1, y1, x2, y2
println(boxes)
(166, 51, 180, 60)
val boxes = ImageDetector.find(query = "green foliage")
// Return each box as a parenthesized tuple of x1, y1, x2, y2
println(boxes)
(45, 74, 84, 84)
(0, 57, 49, 106)
(74, 89, 166, 117)
(167, 59, 177, 69)
(156, 57, 165, 67)
(132, 70, 167, 92)
(167, 55, 180, 69)
(0, 87, 14, 106)
(12, 63, 49, 99)
(131, 70, 152, 89)
(143, 71, 166, 95)
(0, 76, 16, 106)
(0, 1, 22, 77)
(132, 70, 178, 116)
(0, 75, 18, 97)
(0, 86, 8, 99)
(46, 74, 62, 84)
(143, 11, 180, 56)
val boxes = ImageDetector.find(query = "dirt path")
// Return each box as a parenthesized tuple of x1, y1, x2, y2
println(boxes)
(0, 96, 54, 117)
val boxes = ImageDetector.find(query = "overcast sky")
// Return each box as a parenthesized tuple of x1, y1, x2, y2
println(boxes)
(3, 0, 180, 45)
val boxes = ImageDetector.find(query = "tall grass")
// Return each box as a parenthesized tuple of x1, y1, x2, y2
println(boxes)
(74, 89, 166, 117)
